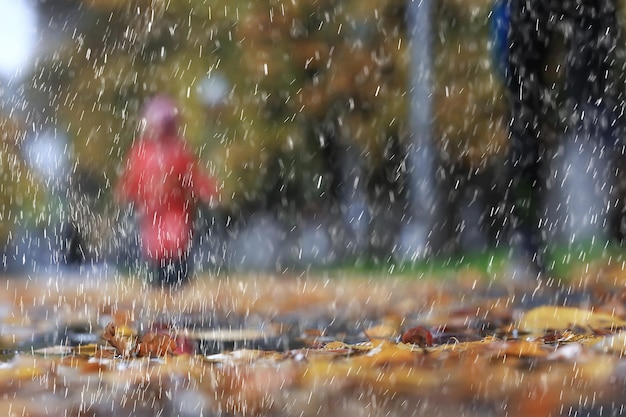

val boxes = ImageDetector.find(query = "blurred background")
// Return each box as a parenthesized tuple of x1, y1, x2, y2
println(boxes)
(1, 0, 625, 278)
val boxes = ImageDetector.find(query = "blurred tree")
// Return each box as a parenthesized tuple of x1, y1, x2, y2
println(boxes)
(29, 0, 411, 202)
(0, 116, 45, 245)
(24, 0, 510, 260)
(434, 0, 508, 167)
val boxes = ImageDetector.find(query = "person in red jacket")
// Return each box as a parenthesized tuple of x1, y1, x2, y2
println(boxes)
(116, 95, 219, 286)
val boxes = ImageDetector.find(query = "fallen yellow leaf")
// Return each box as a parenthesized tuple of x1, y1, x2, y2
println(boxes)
(494, 340, 547, 358)
(517, 306, 626, 333)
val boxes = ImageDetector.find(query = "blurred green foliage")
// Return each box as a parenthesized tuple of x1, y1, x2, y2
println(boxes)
(433, 0, 508, 166)
(31, 0, 506, 198)
(2, 0, 511, 240)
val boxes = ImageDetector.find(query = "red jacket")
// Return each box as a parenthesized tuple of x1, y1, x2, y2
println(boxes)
(116, 135, 218, 261)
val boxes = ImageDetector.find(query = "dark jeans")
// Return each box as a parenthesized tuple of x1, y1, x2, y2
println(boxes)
(505, 0, 620, 272)
(147, 257, 190, 287)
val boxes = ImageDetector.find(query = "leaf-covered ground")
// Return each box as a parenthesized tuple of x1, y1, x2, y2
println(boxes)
(2, 261, 626, 417)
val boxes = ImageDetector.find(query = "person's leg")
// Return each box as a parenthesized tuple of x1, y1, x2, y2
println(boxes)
(505, 0, 622, 277)
(154, 257, 190, 287)
(566, 0, 618, 107)
(504, 0, 549, 276)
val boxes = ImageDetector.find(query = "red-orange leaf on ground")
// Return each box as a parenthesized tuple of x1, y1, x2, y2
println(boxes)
(135, 332, 177, 357)
(401, 326, 433, 347)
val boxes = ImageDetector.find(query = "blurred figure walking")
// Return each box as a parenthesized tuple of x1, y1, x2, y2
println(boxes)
(116, 95, 219, 286)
